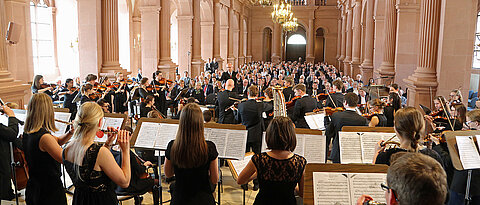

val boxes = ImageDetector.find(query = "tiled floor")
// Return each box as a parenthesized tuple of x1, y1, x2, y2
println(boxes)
(3, 166, 258, 205)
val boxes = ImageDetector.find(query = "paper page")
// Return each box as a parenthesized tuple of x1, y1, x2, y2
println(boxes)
(305, 115, 319, 130)
(154, 124, 179, 150)
(350, 173, 387, 204)
(456, 136, 480, 169)
(312, 114, 326, 130)
(313, 172, 350, 205)
(206, 128, 228, 157)
(339, 132, 363, 164)
(303, 134, 326, 163)
(360, 133, 385, 164)
(95, 117, 124, 143)
(261, 132, 268, 152)
(224, 129, 248, 160)
(230, 155, 253, 179)
(0, 109, 26, 137)
(294, 134, 305, 156)
(134, 122, 160, 148)
(53, 112, 71, 136)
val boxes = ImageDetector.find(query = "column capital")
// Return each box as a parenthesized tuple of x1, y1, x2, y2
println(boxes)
(177, 15, 194, 21)
(139, 6, 161, 13)
(132, 15, 141, 22)
(395, 3, 420, 13)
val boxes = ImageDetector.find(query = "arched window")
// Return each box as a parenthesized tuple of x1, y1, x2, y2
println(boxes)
(30, 1, 55, 78)
(287, 34, 306, 45)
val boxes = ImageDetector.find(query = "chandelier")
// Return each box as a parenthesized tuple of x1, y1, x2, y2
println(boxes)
(249, 0, 272, 6)
(271, 0, 292, 24)
(282, 16, 298, 32)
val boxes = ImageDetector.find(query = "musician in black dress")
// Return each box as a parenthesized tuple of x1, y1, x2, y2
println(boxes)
(237, 116, 306, 205)
(0, 105, 21, 201)
(282, 77, 293, 101)
(31, 75, 54, 96)
(57, 78, 79, 120)
(384, 92, 401, 127)
(113, 72, 130, 113)
(289, 84, 317, 129)
(367, 99, 388, 127)
(216, 79, 239, 124)
(140, 95, 155, 118)
(151, 71, 168, 116)
(22, 93, 74, 204)
(326, 93, 368, 163)
(324, 79, 344, 108)
(165, 103, 219, 205)
(262, 87, 274, 128)
(99, 76, 115, 112)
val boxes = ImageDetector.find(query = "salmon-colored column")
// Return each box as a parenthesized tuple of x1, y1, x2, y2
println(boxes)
(238, 14, 245, 66)
(191, 0, 203, 77)
(404, 0, 440, 107)
(271, 22, 282, 63)
(246, 17, 252, 63)
(335, 17, 341, 66)
(350, 0, 362, 76)
(338, 7, 346, 72)
(376, 0, 396, 83)
(101, 0, 123, 74)
(226, 5, 235, 67)
(306, 19, 315, 63)
(213, 0, 224, 69)
(158, 0, 177, 79)
(343, 6, 353, 76)
(360, 0, 374, 83)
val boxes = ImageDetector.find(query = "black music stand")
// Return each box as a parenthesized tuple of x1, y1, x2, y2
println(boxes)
(9, 142, 19, 205)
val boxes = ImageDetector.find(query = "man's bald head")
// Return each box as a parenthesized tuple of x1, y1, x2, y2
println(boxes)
(226, 79, 235, 90)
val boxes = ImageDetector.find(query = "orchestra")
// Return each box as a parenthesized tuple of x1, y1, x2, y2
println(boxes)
(1, 60, 479, 205)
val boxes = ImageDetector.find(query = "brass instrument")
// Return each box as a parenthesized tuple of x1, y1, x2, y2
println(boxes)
(272, 86, 287, 117)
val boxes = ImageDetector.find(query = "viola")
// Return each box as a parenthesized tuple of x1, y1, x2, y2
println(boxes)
(12, 145, 29, 190)
(324, 107, 344, 116)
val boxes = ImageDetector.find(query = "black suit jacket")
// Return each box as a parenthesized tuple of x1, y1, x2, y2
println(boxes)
(289, 95, 318, 129)
(325, 92, 344, 108)
(283, 87, 294, 102)
(0, 117, 21, 186)
(236, 99, 264, 142)
(203, 84, 214, 96)
(326, 110, 368, 163)
(216, 90, 239, 124)
(237, 84, 249, 98)
(307, 88, 322, 97)
(221, 71, 237, 83)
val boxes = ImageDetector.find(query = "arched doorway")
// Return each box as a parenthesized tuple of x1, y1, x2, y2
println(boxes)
(263, 27, 272, 62)
(314, 28, 325, 63)
(285, 27, 306, 62)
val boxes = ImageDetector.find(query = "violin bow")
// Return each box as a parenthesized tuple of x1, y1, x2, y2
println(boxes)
(439, 97, 455, 131)
(327, 92, 337, 108)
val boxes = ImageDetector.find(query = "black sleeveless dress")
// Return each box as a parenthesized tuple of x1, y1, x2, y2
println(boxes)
(373, 113, 388, 127)
(63, 144, 118, 205)
(22, 128, 67, 205)
(251, 153, 307, 205)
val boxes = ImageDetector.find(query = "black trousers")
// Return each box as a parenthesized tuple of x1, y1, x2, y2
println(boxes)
(246, 141, 262, 154)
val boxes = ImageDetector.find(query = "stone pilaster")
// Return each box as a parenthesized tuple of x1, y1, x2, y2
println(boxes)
(191, 0, 203, 77)
(227, 5, 235, 68)
(213, 0, 224, 69)
(376, 0, 396, 83)
(238, 15, 245, 66)
(101, 0, 124, 75)
(404, 0, 440, 107)
(343, 6, 353, 76)
(140, 5, 160, 78)
(306, 18, 315, 63)
(338, 7, 346, 71)
(158, 0, 177, 79)
(350, 0, 362, 76)
(271, 22, 282, 63)
(246, 16, 252, 63)
(360, 0, 374, 83)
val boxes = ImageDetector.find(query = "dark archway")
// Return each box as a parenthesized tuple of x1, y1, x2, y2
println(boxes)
(314, 28, 325, 63)
(285, 26, 306, 62)
(263, 27, 272, 62)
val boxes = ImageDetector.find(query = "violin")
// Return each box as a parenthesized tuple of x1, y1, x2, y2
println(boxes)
(286, 95, 301, 110)
(362, 112, 381, 120)
(120, 79, 134, 85)
(429, 109, 444, 117)
(89, 92, 102, 100)
(324, 107, 344, 116)
(158, 78, 174, 85)
(316, 92, 335, 102)
(69, 87, 79, 92)
(40, 83, 57, 89)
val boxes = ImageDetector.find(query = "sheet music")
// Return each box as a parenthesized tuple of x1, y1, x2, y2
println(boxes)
(205, 128, 227, 158)
(339, 132, 362, 164)
(313, 114, 326, 130)
(154, 124, 179, 150)
(95, 117, 124, 143)
(54, 112, 71, 136)
(294, 134, 305, 156)
(350, 173, 387, 204)
(305, 115, 319, 130)
(261, 132, 268, 152)
(224, 129, 248, 160)
(303, 134, 326, 163)
(230, 155, 253, 179)
(134, 122, 160, 148)
(313, 172, 350, 205)
(0, 109, 27, 137)
(456, 136, 480, 169)
(360, 133, 396, 164)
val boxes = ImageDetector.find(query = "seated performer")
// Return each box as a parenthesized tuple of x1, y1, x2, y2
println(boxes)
(238, 116, 306, 205)
(373, 107, 443, 166)
(58, 78, 79, 119)
(324, 79, 344, 108)
(216, 79, 239, 124)
(165, 103, 219, 205)
(63, 102, 131, 205)
(357, 152, 447, 205)
(289, 83, 318, 129)
(326, 92, 368, 163)
(22, 93, 74, 204)
(367, 99, 387, 127)
(31, 74, 55, 96)
(96, 98, 111, 113)
(189, 82, 206, 105)
(0, 105, 21, 201)
(140, 95, 155, 118)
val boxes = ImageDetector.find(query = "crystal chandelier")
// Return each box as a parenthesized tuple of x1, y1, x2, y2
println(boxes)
(282, 16, 298, 32)
(249, 0, 272, 6)
(271, 0, 292, 24)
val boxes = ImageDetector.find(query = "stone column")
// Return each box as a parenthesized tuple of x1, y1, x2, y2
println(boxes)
(404, 0, 440, 107)
(338, 8, 346, 71)
(335, 17, 341, 61)
(306, 18, 315, 63)
(271, 22, 282, 63)
(238, 15, 245, 66)
(227, 6, 235, 67)
(213, 0, 224, 69)
(101, 0, 123, 75)
(51, 7, 60, 78)
(1, 0, 31, 107)
(360, 0, 374, 83)
(77, 0, 101, 78)
(246, 16, 252, 63)
(343, 7, 353, 76)
(140, 5, 160, 78)
(350, 0, 362, 77)
(177, 15, 193, 75)
(131, 14, 141, 76)
(158, 0, 177, 79)
(376, 0, 396, 83)
(191, 0, 203, 77)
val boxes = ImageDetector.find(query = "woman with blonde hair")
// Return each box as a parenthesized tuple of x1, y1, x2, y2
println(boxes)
(164, 103, 219, 205)
(22, 93, 74, 204)
(63, 102, 131, 204)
